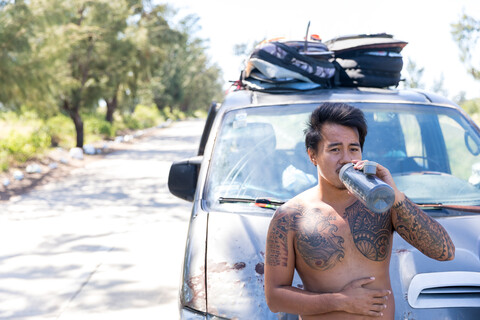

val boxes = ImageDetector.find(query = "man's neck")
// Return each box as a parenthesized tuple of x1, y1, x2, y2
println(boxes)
(317, 180, 357, 212)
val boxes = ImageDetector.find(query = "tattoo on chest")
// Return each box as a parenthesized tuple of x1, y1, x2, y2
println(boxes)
(295, 208, 345, 271)
(344, 201, 392, 261)
(266, 204, 345, 270)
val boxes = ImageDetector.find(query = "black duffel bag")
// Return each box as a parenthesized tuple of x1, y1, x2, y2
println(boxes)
(326, 33, 408, 88)
(245, 40, 336, 86)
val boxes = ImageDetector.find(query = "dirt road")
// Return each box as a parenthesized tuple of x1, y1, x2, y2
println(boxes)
(0, 120, 204, 320)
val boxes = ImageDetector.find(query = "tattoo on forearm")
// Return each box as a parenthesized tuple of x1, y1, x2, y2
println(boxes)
(266, 204, 345, 270)
(393, 198, 454, 260)
(295, 208, 345, 270)
(344, 201, 392, 261)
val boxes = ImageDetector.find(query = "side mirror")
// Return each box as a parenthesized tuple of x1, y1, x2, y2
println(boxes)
(168, 156, 203, 202)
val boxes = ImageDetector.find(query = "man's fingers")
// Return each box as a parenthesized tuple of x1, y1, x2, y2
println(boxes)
(364, 303, 387, 317)
(372, 289, 392, 298)
(350, 276, 376, 288)
(366, 310, 384, 317)
(373, 296, 388, 305)
(370, 303, 387, 312)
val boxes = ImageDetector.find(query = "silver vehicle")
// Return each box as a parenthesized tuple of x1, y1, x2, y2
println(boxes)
(168, 87, 480, 319)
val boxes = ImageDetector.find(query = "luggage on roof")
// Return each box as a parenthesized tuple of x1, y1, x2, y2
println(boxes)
(325, 33, 408, 88)
(325, 33, 407, 54)
(238, 33, 408, 92)
(241, 38, 336, 91)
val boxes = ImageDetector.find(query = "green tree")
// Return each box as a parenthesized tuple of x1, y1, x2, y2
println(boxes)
(452, 13, 480, 80)
(402, 58, 425, 89)
(92, 0, 137, 123)
(1, 0, 224, 150)
(34, 0, 140, 146)
(431, 72, 448, 97)
(131, 4, 184, 114)
(0, 1, 52, 109)
(55, 0, 104, 147)
(150, 14, 223, 115)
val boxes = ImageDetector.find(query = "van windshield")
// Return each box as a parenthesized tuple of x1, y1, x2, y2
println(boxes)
(204, 103, 480, 211)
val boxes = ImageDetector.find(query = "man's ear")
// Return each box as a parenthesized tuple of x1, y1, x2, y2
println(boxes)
(307, 148, 317, 166)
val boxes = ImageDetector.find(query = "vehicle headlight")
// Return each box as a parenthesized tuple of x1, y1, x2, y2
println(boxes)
(181, 307, 229, 320)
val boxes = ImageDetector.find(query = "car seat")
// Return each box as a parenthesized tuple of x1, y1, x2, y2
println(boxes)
(224, 122, 285, 198)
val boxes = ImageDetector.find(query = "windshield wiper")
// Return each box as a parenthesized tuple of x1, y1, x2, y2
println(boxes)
(218, 197, 285, 210)
(418, 203, 480, 213)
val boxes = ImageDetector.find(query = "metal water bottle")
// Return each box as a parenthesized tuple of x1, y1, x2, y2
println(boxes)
(339, 161, 395, 213)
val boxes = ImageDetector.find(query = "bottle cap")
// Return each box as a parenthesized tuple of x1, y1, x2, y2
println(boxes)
(363, 161, 378, 175)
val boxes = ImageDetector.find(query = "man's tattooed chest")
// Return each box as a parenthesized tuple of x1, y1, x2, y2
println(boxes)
(344, 201, 393, 261)
(294, 208, 345, 270)
(295, 202, 393, 271)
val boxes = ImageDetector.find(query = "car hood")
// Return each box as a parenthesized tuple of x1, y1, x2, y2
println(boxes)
(205, 209, 480, 319)
(391, 214, 480, 319)
(205, 209, 301, 319)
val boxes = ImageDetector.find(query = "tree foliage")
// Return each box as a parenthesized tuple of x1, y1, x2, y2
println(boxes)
(0, 0, 224, 147)
(452, 13, 480, 80)
(402, 58, 425, 89)
(149, 14, 223, 115)
(0, 1, 47, 108)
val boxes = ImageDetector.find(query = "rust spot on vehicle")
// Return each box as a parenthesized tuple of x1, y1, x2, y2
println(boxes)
(209, 261, 246, 272)
(209, 262, 230, 273)
(185, 274, 206, 310)
(233, 262, 246, 270)
(255, 262, 265, 275)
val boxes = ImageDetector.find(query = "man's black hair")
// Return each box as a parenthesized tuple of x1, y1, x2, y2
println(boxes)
(305, 102, 368, 152)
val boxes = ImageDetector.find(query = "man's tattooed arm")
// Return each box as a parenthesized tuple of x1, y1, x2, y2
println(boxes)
(266, 203, 302, 267)
(391, 196, 455, 261)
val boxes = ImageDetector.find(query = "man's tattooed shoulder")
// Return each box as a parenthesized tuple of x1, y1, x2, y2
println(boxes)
(266, 202, 304, 267)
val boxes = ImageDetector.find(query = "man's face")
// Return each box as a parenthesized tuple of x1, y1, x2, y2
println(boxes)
(308, 123, 362, 189)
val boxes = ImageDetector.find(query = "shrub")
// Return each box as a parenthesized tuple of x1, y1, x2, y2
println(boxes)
(129, 104, 165, 128)
(0, 129, 51, 163)
(84, 115, 115, 139)
(44, 114, 76, 147)
(0, 150, 9, 172)
(461, 98, 480, 116)
(158, 106, 186, 121)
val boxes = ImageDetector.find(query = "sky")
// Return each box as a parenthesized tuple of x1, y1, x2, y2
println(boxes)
(162, 0, 480, 100)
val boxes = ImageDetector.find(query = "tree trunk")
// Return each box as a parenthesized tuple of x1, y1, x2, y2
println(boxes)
(63, 100, 84, 148)
(72, 111, 84, 148)
(105, 91, 118, 123)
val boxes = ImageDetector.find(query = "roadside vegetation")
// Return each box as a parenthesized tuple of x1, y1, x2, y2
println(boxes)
(0, 0, 223, 172)
(0, 104, 188, 171)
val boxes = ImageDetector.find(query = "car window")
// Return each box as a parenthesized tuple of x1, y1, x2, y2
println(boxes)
(399, 114, 423, 159)
(205, 105, 315, 208)
(204, 103, 480, 211)
(439, 114, 479, 179)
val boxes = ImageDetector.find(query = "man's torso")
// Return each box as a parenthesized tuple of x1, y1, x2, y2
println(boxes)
(290, 193, 395, 319)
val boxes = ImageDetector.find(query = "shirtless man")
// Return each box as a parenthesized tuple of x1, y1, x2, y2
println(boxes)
(264, 102, 455, 319)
